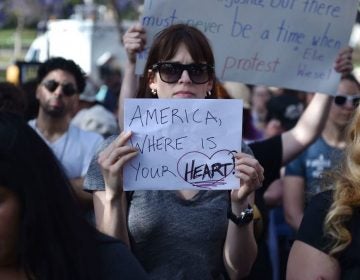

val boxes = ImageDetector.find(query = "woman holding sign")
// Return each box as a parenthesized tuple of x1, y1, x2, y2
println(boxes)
(116, 22, 353, 279)
(85, 24, 264, 279)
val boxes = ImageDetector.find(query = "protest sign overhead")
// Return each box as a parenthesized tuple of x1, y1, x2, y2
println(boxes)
(136, 0, 358, 95)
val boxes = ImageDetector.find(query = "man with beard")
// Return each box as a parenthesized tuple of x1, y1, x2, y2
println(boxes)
(29, 57, 103, 211)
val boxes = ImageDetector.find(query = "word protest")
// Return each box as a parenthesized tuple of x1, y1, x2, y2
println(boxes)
(123, 99, 243, 190)
(136, 0, 357, 94)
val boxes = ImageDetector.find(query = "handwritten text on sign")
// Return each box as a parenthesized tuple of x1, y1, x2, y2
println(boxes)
(123, 99, 243, 190)
(136, 0, 357, 94)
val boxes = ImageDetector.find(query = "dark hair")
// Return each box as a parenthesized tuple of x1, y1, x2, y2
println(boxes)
(138, 24, 216, 98)
(37, 57, 86, 93)
(341, 73, 360, 89)
(0, 112, 100, 280)
(0, 82, 27, 116)
(20, 79, 39, 121)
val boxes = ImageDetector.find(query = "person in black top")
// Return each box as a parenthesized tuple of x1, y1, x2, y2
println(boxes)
(0, 112, 148, 280)
(287, 102, 360, 280)
(246, 52, 354, 279)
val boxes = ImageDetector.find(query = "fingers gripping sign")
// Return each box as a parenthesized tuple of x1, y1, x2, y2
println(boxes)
(231, 152, 264, 203)
(334, 46, 353, 75)
(123, 24, 147, 64)
(98, 131, 139, 198)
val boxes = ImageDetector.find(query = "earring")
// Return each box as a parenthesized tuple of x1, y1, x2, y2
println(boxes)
(151, 89, 157, 96)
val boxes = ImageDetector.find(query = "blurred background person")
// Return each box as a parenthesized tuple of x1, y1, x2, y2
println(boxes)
(283, 73, 360, 231)
(221, 81, 263, 142)
(250, 85, 273, 134)
(28, 57, 103, 215)
(0, 81, 27, 117)
(95, 52, 123, 114)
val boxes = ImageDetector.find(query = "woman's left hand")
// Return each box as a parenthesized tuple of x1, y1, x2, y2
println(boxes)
(334, 46, 353, 75)
(231, 152, 264, 203)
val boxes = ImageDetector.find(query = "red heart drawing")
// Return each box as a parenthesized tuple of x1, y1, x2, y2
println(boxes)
(177, 149, 236, 188)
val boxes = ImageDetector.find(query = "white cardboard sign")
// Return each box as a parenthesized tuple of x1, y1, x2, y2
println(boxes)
(136, 0, 358, 95)
(123, 99, 243, 190)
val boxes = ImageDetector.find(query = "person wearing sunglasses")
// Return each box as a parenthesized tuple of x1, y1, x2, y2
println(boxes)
(85, 24, 265, 280)
(28, 57, 104, 214)
(112, 22, 353, 280)
(150, 62, 214, 86)
(283, 73, 360, 233)
(334, 93, 360, 107)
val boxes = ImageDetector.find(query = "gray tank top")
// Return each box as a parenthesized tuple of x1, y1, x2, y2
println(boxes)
(128, 190, 229, 280)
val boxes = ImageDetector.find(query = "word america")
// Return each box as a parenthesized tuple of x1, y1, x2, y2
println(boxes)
(128, 105, 222, 127)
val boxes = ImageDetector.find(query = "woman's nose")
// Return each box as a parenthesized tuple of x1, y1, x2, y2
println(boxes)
(178, 70, 192, 83)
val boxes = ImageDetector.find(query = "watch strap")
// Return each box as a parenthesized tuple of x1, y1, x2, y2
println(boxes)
(227, 204, 254, 226)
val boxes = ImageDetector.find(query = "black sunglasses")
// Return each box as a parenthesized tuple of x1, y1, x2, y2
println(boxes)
(334, 95, 360, 107)
(42, 80, 77, 97)
(151, 62, 214, 84)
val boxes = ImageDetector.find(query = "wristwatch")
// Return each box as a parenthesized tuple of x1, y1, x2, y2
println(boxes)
(227, 204, 254, 226)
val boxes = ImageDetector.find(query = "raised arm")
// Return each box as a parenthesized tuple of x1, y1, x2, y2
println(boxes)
(281, 47, 353, 165)
(281, 92, 332, 165)
(118, 24, 146, 130)
(283, 175, 305, 231)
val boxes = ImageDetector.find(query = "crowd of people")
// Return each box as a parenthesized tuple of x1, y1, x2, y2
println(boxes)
(0, 19, 359, 280)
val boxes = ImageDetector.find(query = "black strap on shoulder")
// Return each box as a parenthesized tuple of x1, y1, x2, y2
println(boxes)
(125, 191, 134, 205)
(125, 191, 135, 247)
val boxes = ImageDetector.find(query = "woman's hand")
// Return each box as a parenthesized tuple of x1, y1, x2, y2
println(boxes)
(231, 153, 264, 204)
(98, 131, 138, 199)
(123, 24, 146, 64)
(334, 46, 353, 75)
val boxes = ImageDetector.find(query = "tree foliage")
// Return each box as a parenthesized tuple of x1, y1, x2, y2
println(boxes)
(0, 0, 142, 28)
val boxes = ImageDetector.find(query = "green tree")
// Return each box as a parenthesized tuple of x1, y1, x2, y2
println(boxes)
(3, 0, 42, 60)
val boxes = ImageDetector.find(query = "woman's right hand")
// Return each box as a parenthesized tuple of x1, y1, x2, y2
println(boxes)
(123, 24, 146, 64)
(98, 131, 138, 199)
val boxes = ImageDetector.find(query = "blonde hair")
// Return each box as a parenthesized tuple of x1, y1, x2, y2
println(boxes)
(325, 105, 360, 256)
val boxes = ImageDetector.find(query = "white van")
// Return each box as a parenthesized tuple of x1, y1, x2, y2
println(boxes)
(25, 18, 129, 82)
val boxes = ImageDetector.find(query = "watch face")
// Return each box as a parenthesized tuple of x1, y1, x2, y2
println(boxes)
(241, 209, 254, 224)
(228, 206, 254, 226)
